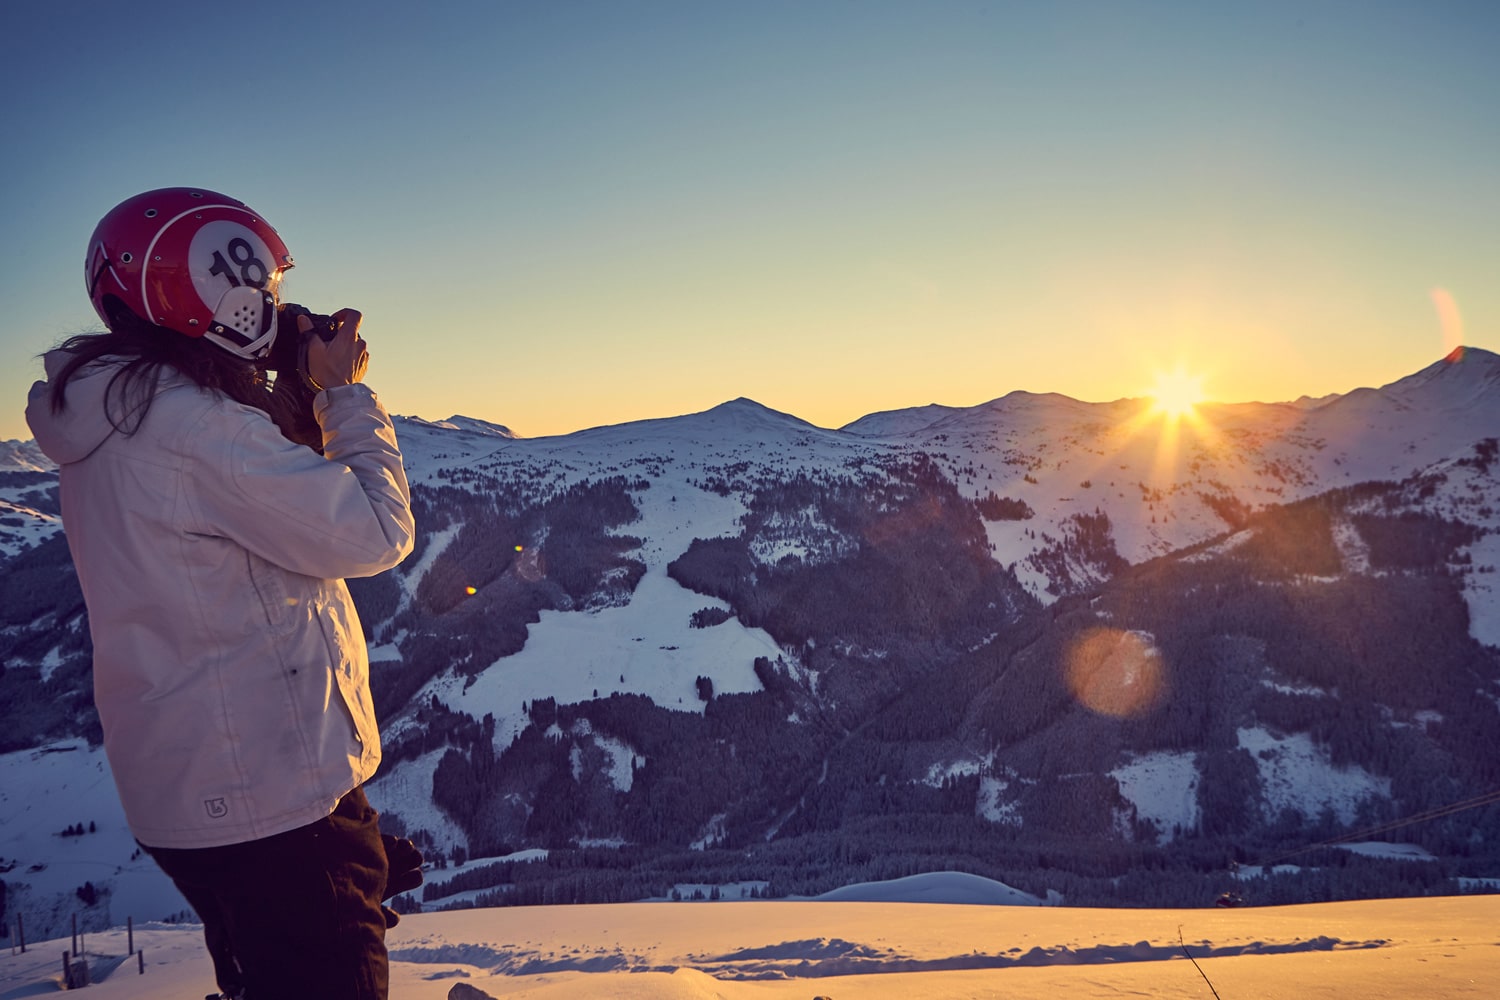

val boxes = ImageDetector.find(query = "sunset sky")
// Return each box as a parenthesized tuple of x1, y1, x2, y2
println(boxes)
(3, 1, 1496, 443)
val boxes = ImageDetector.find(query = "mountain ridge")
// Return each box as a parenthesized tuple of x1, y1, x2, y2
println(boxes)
(6, 346, 1497, 470)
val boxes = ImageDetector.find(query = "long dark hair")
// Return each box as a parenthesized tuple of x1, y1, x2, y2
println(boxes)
(48, 307, 314, 445)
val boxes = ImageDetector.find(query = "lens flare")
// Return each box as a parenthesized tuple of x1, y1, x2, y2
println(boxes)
(1431, 288, 1464, 358)
(1064, 627, 1166, 718)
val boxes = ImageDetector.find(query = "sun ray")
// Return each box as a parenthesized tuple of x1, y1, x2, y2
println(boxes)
(1085, 363, 1224, 501)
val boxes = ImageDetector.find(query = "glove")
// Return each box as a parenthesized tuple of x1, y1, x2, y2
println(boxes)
(267, 367, 324, 452)
(382, 834, 425, 900)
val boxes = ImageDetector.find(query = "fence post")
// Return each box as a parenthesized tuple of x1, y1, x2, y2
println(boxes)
(138, 948, 145, 974)
(71, 913, 78, 958)
(128, 915, 134, 955)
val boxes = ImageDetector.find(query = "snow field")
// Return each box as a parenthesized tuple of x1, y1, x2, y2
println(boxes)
(3, 895, 1497, 999)
(423, 481, 781, 755)
(1463, 532, 1500, 649)
(0, 740, 188, 935)
(1110, 750, 1202, 841)
(1237, 727, 1390, 826)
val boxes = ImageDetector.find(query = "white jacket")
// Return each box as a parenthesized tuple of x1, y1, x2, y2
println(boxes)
(25, 352, 414, 849)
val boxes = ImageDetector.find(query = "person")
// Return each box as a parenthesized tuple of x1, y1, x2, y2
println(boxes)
(25, 187, 417, 1000)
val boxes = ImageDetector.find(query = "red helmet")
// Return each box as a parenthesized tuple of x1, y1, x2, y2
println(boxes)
(85, 187, 295, 359)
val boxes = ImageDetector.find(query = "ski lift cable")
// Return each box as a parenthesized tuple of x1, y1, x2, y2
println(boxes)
(1246, 786, 1500, 870)
(1245, 785, 1500, 871)
(1317, 788, 1500, 844)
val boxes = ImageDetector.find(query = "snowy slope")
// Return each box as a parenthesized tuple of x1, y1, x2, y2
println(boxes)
(0, 438, 52, 473)
(0, 439, 60, 558)
(0, 741, 188, 939)
(1301, 346, 1500, 484)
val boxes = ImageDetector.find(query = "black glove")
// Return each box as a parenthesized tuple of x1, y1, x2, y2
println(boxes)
(382, 834, 425, 900)
(267, 366, 324, 452)
(379, 834, 425, 929)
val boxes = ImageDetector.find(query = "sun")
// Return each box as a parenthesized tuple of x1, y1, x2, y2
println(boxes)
(1147, 367, 1206, 419)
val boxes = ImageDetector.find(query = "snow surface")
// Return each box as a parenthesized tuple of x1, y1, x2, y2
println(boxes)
(364, 747, 472, 856)
(0, 438, 53, 473)
(427, 548, 781, 754)
(1336, 841, 1438, 862)
(1237, 727, 1391, 825)
(1461, 530, 1500, 649)
(2, 895, 1496, 998)
(0, 741, 189, 935)
(0, 469, 61, 559)
(977, 773, 1023, 825)
(422, 478, 782, 753)
(807, 870, 1042, 906)
(1110, 750, 1202, 841)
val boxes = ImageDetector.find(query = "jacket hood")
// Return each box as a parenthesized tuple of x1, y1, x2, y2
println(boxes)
(25, 350, 134, 465)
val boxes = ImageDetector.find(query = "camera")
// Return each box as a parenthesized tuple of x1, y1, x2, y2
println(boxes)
(270, 303, 338, 392)
(278, 302, 338, 345)
(262, 303, 340, 452)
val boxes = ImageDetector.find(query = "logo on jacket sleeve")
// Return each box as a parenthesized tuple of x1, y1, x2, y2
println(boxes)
(204, 797, 229, 820)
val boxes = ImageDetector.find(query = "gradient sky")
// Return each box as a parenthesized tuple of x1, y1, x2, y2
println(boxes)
(3, 1, 1497, 443)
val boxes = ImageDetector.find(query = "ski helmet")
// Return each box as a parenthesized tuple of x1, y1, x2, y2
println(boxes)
(85, 187, 295, 359)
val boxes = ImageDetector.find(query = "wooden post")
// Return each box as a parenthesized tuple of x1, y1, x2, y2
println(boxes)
(71, 913, 78, 958)
(128, 915, 134, 955)
(138, 948, 145, 974)
(63, 950, 89, 989)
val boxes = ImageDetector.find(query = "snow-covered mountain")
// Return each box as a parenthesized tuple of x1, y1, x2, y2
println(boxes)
(2, 348, 1497, 938)
(0, 438, 53, 474)
(0, 439, 59, 560)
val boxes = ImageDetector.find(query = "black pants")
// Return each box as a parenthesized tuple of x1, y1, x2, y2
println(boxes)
(142, 787, 389, 1000)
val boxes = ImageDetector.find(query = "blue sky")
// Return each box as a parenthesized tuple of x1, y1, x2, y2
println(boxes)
(4, 1, 1497, 441)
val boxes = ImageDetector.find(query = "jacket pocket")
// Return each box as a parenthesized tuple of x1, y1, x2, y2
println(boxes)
(244, 550, 302, 637)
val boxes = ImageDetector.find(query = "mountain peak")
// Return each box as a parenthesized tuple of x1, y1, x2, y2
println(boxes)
(840, 403, 962, 437)
(697, 397, 821, 430)
(400, 415, 519, 439)
(1380, 345, 1500, 408)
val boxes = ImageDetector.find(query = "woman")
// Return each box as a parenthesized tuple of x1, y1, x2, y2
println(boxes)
(25, 187, 416, 999)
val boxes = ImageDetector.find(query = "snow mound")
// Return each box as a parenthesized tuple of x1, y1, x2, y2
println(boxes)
(812, 871, 1041, 906)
